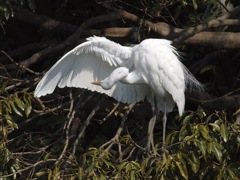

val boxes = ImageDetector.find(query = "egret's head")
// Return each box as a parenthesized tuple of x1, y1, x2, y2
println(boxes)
(91, 67, 129, 90)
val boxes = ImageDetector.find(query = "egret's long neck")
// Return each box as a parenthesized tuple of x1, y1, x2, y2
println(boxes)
(101, 68, 145, 90)
(121, 69, 145, 84)
(101, 67, 129, 90)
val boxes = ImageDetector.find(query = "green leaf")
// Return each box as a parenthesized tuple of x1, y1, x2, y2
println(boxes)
(165, 131, 177, 146)
(236, 136, 240, 144)
(209, 123, 220, 132)
(182, 114, 193, 125)
(10, 101, 22, 116)
(78, 167, 84, 180)
(6, 119, 18, 129)
(4, 114, 12, 121)
(200, 65, 215, 74)
(196, 140, 207, 157)
(24, 104, 32, 117)
(1, 78, 10, 94)
(118, 161, 128, 171)
(213, 143, 223, 162)
(179, 125, 188, 141)
(130, 170, 135, 179)
(233, 108, 240, 116)
(2, 100, 11, 113)
(176, 160, 188, 180)
(48, 169, 52, 180)
(199, 125, 212, 141)
(220, 124, 229, 142)
(227, 169, 236, 180)
(102, 157, 114, 169)
(15, 98, 25, 111)
(191, 153, 200, 173)
(35, 171, 47, 177)
(196, 106, 206, 119)
(2, 127, 7, 139)
(131, 161, 141, 169)
(207, 142, 213, 154)
(44, 152, 51, 161)
(192, 0, 198, 10)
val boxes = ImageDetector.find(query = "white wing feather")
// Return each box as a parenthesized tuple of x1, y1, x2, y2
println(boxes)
(35, 36, 148, 104)
(134, 39, 186, 115)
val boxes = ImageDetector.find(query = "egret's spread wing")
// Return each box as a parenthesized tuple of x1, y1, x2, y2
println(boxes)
(75, 36, 133, 68)
(35, 36, 147, 104)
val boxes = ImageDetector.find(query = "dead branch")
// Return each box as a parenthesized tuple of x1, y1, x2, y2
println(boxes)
(100, 104, 135, 157)
(71, 96, 105, 155)
(186, 90, 240, 111)
(173, 19, 240, 44)
(0, 41, 51, 64)
(9, 9, 134, 68)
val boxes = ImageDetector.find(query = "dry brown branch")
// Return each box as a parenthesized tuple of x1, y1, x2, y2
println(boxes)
(55, 91, 77, 166)
(9, 9, 134, 68)
(1, 51, 40, 74)
(71, 96, 106, 155)
(173, 19, 240, 44)
(185, 32, 240, 49)
(6, 5, 240, 76)
(0, 41, 51, 63)
(101, 102, 120, 123)
(0, 159, 57, 178)
(187, 90, 240, 111)
(100, 104, 135, 156)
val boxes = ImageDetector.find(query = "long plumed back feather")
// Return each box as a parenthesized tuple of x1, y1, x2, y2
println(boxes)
(170, 46, 203, 92)
(182, 64, 203, 91)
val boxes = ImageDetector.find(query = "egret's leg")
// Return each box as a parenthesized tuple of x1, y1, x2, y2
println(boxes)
(147, 96, 158, 153)
(147, 113, 156, 152)
(162, 100, 167, 151)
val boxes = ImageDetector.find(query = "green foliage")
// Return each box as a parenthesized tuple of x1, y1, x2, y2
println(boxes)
(78, 110, 239, 179)
(31, 109, 240, 179)
(0, 91, 33, 136)
(0, 91, 33, 179)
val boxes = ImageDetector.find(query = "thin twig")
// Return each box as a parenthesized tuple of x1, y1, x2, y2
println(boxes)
(101, 102, 120, 123)
(100, 104, 135, 154)
(0, 159, 56, 178)
(71, 96, 106, 155)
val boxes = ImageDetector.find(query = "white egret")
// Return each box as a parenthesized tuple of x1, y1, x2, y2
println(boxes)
(35, 36, 201, 151)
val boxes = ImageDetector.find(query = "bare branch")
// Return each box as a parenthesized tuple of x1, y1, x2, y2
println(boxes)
(187, 91, 240, 111)
(173, 19, 240, 44)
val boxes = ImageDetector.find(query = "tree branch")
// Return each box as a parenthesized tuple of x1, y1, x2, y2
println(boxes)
(187, 91, 240, 111)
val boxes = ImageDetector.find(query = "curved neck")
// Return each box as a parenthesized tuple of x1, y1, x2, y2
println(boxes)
(101, 67, 129, 90)
(121, 69, 145, 84)
(101, 68, 145, 90)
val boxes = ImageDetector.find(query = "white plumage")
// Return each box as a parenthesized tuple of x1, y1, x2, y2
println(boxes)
(35, 36, 201, 150)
